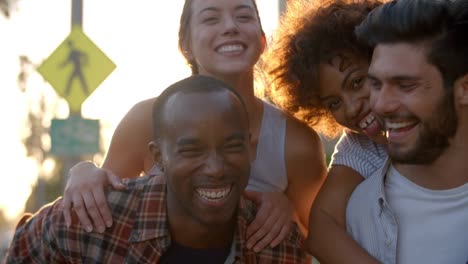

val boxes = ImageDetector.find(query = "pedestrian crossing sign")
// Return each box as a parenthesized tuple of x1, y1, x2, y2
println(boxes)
(37, 26, 116, 113)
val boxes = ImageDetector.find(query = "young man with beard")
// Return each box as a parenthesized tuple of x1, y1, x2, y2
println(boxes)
(346, 0, 468, 263)
(5, 75, 308, 263)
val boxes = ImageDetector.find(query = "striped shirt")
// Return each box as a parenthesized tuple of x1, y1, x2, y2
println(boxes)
(330, 129, 387, 179)
(6, 175, 309, 264)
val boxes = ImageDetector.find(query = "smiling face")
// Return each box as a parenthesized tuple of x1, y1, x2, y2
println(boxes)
(184, 0, 265, 77)
(318, 53, 385, 142)
(368, 42, 458, 164)
(154, 89, 251, 227)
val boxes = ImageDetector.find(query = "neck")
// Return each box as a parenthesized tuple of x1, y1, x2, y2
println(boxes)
(213, 71, 264, 138)
(394, 124, 468, 190)
(166, 193, 236, 249)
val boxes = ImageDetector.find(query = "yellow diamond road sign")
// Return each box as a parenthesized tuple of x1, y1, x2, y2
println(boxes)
(38, 26, 116, 113)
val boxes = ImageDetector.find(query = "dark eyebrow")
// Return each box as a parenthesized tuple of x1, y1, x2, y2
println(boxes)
(341, 67, 365, 90)
(318, 95, 338, 102)
(176, 138, 199, 146)
(198, 7, 219, 16)
(198, 4, 254, 16)
(226, 132, 246, 142)
(235, 5, 255, 12)
(367, 73, 420, 83)
(389, 76, 420, 82)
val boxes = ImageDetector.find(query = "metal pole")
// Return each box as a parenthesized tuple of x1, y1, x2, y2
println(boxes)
(71, 0, 83, 28)
(63, 0, 84, 188)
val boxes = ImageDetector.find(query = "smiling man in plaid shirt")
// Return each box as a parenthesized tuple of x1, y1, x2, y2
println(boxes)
(6, 75, 309, 264)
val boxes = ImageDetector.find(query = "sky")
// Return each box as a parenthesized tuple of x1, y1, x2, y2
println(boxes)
(0, 0, 280, 224)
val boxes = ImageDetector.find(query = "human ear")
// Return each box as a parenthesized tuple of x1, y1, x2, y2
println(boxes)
(148, 140, 164, 171)
(262, 34, 267, 52)
(454, 73, 468, 106)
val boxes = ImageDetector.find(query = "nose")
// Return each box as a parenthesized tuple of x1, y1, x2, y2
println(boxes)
(371, 86, 400, 116)
(222, 15, 239, 35)
(203, 151, 225, 178)
(344, 95, 364, 121)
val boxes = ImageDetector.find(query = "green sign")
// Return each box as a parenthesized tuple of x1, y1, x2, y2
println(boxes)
(50, 116, 100, 156)
(38, 26, 116, 113)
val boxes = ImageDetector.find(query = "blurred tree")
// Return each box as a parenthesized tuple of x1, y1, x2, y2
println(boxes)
(18, 55, 64, 212)
(0, 0, 19, 18)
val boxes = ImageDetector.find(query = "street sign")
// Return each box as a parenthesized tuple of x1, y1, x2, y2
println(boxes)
(38, 26, 116, 113)
(50, 116, 100, 156)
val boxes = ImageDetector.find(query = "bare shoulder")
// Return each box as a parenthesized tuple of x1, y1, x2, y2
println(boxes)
(102, 97, 158, 177)
(282, 113, 327, 232)
(119, 97, 157, 127)
(284, 114, 325, 161)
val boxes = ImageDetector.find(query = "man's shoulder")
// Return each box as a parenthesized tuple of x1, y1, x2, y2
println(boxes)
(107, 174, 165, 211)
(347, 159, 390, 219)
(255, 221, 310, 263)
(237, 197, 310, 263)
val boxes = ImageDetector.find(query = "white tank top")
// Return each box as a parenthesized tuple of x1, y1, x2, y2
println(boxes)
(386, 165, 468, 264)
(246, 101, 287, 192)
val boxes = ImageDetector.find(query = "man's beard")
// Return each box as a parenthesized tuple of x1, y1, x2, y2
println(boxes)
(388, 90, 458, 165)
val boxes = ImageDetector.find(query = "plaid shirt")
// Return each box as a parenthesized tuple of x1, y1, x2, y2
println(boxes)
(6, 175, 309, 263)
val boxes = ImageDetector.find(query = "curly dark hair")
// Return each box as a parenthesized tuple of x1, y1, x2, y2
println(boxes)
(261, 0, 382, 138)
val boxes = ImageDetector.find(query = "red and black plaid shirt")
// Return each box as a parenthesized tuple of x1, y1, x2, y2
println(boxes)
(6, 175, 309, 263)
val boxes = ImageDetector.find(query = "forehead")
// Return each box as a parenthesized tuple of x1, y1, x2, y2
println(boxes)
(319, 54, 369, 94)
(191, 0, 256, 14)
(369, 43, 430, 79)
(162, 90, 247, 131)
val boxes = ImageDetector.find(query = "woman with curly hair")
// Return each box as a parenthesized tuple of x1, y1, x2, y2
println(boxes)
(260, 0, 386, 262)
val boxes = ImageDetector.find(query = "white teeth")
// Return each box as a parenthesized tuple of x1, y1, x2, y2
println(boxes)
(196, 186, 231, 200)
(359, 113, 376, 129)
(385, 121, 414, 130)
(217, 44, 244, 53)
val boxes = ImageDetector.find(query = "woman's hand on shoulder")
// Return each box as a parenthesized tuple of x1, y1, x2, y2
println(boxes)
(62, 161, 126, 233)
(244, 190, 294, 252)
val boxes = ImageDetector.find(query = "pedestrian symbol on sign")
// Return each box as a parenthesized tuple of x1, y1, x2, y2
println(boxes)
(59, 40, 89, 97)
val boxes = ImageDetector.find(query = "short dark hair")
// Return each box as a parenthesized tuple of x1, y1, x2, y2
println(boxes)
(152, 75, 248, 140)
(356, 0, 468, 87)
(261, 0, 381, 137)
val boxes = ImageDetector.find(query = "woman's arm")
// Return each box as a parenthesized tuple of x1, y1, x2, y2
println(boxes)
(101, 98, 156, 176)
(306, 165, 379, 263)
(62, 98, 156, 231)
(284, 117, 327, 235)
(244, 117, 327, 251)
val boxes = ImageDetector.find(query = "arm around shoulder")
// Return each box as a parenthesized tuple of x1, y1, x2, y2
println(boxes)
(306, 165, 379, 263)
(284, 117, 327, 235)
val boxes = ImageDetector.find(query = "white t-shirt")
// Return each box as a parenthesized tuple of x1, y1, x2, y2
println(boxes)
(386, 165, 468, 264)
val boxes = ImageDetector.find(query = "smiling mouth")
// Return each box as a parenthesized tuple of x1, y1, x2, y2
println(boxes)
(358, 112, 384, 138)
(359, 112, 377, 129)
(385, 120, 418, 132)
(216, 44, 245, 54)
(195, 185, 233, 202)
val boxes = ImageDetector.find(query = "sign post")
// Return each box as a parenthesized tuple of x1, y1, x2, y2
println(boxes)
(37, 0, 116, 187)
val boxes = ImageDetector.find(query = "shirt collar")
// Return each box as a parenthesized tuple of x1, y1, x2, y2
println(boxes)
(374, 158, 393, 213)
(127, 176, 257, 261)
(128, 175, 170, 243)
